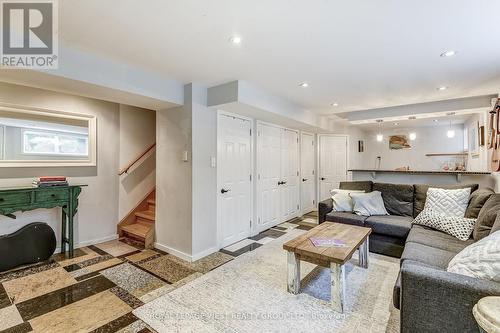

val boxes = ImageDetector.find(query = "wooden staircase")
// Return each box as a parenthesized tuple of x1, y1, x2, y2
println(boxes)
(118, 190, 155, 249)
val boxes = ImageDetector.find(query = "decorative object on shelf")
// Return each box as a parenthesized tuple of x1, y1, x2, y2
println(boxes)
(0, 184, 87, 257)
(0, 222, 56, 272)
(479, 125, 485, 147)
(491, 100, 500, 171)
(389, 135, 411, 150)
(358, 140, 364, 152)
(394, 166, 410, 171)
(32, 176, 68, 188)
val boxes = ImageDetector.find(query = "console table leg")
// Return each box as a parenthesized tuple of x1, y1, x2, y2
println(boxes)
(68, 189, 74, 258)
(331, 262, 345, 313)
(287, 251, 300, 294)
(61, 209, 67, 254)
(359, 238, 369, 269)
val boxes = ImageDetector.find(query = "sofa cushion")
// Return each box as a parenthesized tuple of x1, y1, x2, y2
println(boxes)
(339, 181, 373, 192)
(365, 215, 413, 238)
(369, 233, 405, 258)
(491, 214, 500, 234)
(401, 242, 457, 269)
(413, 183, 479, 217)
(407, 225, 474, 253)
(465, 188, 495, 219)
(473, 194, 500, 241)
(373, 182, 414, 216)
(325, 211, 368, 226)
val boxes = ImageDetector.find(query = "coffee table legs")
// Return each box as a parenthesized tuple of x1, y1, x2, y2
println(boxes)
(331, 263, 346, 313)
(287, 251, 300, 294)
(359, 238, 369, 269)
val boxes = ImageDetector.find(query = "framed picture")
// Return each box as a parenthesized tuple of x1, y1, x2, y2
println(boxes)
(389, 135, 411, 150)
(469, 124, 479, 156)
(358, 140, 364, 152)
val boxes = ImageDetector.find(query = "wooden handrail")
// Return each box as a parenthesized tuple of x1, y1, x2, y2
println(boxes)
(118, 143, 156, 175)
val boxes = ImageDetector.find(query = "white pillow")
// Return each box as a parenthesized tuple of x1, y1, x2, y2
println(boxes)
(447, 230, 500, 282)
(424, 187, 471, 217)
(349, 191, 388, 216)
(413, 209, 476, 241)
(330, 189, 364, 212)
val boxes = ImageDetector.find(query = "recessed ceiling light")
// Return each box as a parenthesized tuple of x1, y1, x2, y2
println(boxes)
(440, 50, 457, 57)
(331, 102, 339, 107)
(229, 36, 242, 44)
(409, 132, 417, 141)
(433, 119, 439, 122)
(299, 82, 309, 88)
(393, 122, 399, 126)
(437, 86, 448, 91)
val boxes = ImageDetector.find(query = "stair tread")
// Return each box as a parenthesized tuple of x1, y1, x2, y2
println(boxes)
(135, 210, 155, 220)
(121, 223, 152, 238)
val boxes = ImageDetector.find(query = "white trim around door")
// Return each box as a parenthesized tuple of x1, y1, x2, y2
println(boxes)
(317, 134, 349, 202)
(300, 131, 316, 215)
(217, 111, 254, 248)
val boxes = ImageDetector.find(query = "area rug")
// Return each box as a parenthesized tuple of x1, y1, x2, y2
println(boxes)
(134, 229, 401, 332)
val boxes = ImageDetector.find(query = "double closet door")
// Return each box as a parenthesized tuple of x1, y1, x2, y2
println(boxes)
(257, 123, 299, 232)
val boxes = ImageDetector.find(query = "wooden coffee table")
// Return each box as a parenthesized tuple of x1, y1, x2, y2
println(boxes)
(283, 222, 371, 313)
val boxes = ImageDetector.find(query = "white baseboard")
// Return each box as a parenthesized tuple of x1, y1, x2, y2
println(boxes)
(154, 242, 193, 262)
(191, 246, 219, 261)
(55, 234, 118, 253)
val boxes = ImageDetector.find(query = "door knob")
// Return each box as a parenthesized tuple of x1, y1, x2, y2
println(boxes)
(282, 181, 287, 185)
(278, 181, 283, 185)
(302, 178, 308, 182)
(320, 177, 326, 180)
(221, 188, 230, 194)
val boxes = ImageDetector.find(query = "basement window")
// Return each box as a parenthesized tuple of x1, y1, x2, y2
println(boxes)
(23, 129, 88, 156)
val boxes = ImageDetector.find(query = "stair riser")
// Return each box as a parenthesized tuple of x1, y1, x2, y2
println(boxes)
(121, 231, 145, 242)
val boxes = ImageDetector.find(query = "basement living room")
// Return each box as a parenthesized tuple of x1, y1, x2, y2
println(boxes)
(0, 1, 499, 333)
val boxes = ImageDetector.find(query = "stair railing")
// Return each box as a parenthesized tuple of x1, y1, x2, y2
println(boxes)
(118, 143, 156, 175)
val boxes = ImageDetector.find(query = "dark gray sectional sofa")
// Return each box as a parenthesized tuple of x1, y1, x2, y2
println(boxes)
(318, 181, 500, 333)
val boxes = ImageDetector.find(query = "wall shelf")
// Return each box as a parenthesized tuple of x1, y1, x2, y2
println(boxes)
(348, 169, 491, 182)
(425, 153, 468, 157)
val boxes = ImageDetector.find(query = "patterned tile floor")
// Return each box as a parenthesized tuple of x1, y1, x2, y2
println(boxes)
(0, 212, 317, 333)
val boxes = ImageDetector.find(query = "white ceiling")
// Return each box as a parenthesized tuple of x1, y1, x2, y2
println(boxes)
(60, 0, 500, 115)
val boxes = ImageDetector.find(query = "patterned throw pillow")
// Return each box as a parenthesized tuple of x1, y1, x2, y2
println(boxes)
(413, 209, 476, 241)
(447, 231, 500, 283)
(424, 187, 471, 217)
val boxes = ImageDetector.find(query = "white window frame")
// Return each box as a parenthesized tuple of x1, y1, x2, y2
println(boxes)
(0, 103, 97, 167)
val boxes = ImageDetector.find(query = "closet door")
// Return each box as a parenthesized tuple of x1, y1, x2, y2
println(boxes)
(256, 123, 281, 232)
(280, 129, 299, 222)
(300, 132, 316, 214)
(319, 135, 348, 201)
(218, 114, 253, 247)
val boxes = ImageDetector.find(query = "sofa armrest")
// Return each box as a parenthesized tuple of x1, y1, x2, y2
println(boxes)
(318, 198, 333, 224)
(400, 261, 500, 333)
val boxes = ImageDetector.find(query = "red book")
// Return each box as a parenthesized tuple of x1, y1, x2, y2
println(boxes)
(39, 176, 67, 182)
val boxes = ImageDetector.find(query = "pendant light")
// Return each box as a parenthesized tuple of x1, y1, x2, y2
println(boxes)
(376, 119, 383, 142)
(446, 112, 455, 138)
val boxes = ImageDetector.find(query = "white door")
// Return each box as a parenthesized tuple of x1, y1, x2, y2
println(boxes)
(280, 129, 300, 221)
(319, 135, 348, 201)
(218, 114, 252, 247)
(301, 132, 316, 213)
(256, 123, 281, 232)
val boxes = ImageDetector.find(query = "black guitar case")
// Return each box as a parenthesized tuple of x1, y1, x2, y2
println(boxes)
(0, 222, 56, 272)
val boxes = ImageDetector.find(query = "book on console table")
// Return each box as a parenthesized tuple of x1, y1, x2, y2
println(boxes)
(32, 176, 68, 188)
(309, 237, 347, 248)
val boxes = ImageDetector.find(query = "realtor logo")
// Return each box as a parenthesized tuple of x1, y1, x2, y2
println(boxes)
(1, 0, 58, 68)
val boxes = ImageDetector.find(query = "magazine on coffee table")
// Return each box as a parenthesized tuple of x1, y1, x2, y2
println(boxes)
(309, 237, 347, 247)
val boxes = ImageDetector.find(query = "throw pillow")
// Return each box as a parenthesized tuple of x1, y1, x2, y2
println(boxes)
(413, 183, 479, 217)
(330, 189, 364, 212)
(473, 194, 500, 241)
(424, 187, 471, 217)
(465, 188, 495, 219)
(447, 230, 500, 283)
(349, 191, 388, 216)
(413, 209, 476, 241)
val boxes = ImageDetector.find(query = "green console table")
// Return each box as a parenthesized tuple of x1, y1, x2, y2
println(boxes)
(0, 185, 87, 257)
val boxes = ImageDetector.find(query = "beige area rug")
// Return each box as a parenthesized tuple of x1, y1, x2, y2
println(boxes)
(134, 229, 401, 332)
